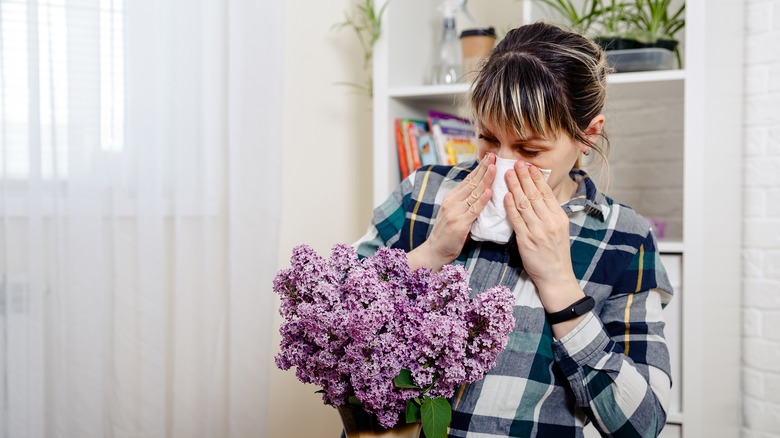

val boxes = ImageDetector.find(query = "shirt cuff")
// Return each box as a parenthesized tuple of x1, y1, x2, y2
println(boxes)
(552, 312, 611, 374)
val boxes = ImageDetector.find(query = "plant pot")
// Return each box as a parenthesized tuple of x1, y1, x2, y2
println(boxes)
(605, 48, 677, 72)
(593, 36, 645, 51)
(338, 406, 422, 438)
(649, 38, 679, 52)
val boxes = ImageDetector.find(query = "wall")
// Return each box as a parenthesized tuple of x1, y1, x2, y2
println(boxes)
(742, 0, 780, 436)
(605, 94, 685, 241)
(267, 0, 373, 436)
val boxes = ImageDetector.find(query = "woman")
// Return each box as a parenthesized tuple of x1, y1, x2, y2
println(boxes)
(355, 22, 673, 437)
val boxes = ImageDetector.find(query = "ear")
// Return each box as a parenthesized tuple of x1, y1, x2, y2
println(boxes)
(583, 114, 605, 151)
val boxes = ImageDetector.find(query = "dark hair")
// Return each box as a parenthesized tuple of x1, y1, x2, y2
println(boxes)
(468, 22, 611, 168)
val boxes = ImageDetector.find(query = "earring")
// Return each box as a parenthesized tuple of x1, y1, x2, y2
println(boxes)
(583, 148, 591, 156)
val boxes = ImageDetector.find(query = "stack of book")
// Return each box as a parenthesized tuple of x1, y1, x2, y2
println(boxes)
(394, 110, 478, 179)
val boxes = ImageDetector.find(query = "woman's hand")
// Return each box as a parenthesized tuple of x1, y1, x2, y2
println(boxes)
(504, 162, 584, 318)
(407, 154, 496, 271)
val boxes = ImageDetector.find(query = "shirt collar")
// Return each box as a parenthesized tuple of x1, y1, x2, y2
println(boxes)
(561, 169, 610, 222)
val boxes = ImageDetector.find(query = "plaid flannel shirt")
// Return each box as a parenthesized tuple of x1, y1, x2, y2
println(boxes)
(354, 161, 674, 438)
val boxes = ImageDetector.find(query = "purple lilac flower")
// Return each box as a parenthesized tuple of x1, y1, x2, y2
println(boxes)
(464, 286, 516, 380)
(273, 243, 516, 429)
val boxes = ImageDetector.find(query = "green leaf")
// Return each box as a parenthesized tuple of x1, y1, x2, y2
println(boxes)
(405, 399, 421, 423)
(421, 397, 451, 438)
(314, 389, 325, 394)
(393, 369, 419, 389)
(347, 396, 363, 406)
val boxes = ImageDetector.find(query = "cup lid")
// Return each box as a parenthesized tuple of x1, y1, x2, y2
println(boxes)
(460, 27, 496, 38)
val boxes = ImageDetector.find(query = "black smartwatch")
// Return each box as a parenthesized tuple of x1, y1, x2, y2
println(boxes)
(545, 296, 595, 325)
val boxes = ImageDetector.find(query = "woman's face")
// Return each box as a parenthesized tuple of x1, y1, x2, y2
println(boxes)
(476, 120, 587, 193)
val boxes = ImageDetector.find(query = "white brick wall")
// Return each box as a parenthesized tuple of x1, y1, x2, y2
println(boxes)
(743, 0, 780, 436)
(601, 96, 685, 240)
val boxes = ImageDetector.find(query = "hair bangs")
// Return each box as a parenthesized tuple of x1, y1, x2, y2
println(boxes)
(469, 54, 567, 141)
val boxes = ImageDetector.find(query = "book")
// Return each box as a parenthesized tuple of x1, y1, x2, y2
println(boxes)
(444, 138, 478, 165)
(406, 119, 439, 167)
(428, 110, 473, 129)
(394, 118, 410, 179)
(400, 119, 422, 171)
(427, 110, 477, 165)
(394, 112, 478, 177)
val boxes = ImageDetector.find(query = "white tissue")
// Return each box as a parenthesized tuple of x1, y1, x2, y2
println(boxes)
(470, 157, 551, 244)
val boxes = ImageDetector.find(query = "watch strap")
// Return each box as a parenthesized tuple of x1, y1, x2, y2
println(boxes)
(545, 296, 595, 325)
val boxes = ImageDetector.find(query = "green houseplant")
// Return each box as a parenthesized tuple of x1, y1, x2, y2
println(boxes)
(532, 0, 602, 34)
(625, 0, 685, 50)
(534, 0, 685, 70)
(534, 0, 684, 50)
(333, 0, 389, 97)
(623, 0, 685, 68)
(591, 0, 643, 50)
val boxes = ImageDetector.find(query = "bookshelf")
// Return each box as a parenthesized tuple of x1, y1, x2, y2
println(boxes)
(372, 1, 743, 436)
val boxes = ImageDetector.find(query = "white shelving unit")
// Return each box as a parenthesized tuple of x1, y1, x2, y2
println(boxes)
(372, 1, 743, 436)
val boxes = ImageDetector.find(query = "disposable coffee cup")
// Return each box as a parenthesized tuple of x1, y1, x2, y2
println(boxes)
(460, 27, 496, 82)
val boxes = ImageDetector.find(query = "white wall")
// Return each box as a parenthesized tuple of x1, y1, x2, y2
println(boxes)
(267, 0, 373, 436)
(742, 1, 780, 436)
(605, 94, 685, 240)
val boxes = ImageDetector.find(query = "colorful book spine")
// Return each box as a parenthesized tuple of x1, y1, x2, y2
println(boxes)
(394, 118, 409, 179)
(403, 119, 423, 171)
(427, 110, 477, 165)
(407, 119, 438, 167)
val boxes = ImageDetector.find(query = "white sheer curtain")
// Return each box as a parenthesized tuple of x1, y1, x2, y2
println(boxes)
(0, 0, 283, 436)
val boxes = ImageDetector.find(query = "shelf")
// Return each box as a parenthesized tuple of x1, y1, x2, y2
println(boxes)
(607, 69, 685, 101)
(388, 83, 469, 99)
(387, 69, 685, 104)
(658, 240, 684, 254)
(375, 1, 744, 436)
(667, 413, 684, 425)
(387, 83, 470, 106)
(607, 69, 685, 84)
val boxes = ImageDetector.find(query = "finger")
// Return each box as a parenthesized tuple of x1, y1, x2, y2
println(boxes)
(457, 153, 495, 200)
(528, 165, 559, 211)
(513, 161, 551, 222)
(466, 187, 493, 217)
(504, 191, 530, 239)
(524, 164, 557, 220)
(464, 164, 496, 211)
(461, 152, 492, 186)
(505, 163, 535, 217)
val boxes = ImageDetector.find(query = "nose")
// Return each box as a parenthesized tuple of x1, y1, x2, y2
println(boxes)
(495, 145, 515, 160)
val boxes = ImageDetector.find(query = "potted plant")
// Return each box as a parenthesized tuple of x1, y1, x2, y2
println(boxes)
(333, 0, 389, 97)
(532, 0, 602, 35)
(534, 0, 685, 71)
(273, 244, 516, 438)
(591, 0, 643, 50)
(625, 0, 685, 51)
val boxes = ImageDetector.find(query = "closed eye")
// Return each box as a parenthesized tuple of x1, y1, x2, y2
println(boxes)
(516, 146, 541, 157)
(479, 134, 542, 157)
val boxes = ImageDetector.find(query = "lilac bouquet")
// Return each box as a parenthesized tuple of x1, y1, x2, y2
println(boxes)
(273, 244, 515, 438)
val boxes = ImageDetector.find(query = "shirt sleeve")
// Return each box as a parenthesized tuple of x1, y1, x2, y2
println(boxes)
(551, 230, 674, 437)
(352, 173, 415, 258)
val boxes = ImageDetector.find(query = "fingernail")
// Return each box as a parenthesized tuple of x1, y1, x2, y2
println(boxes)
(529, 165, 539, 174)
